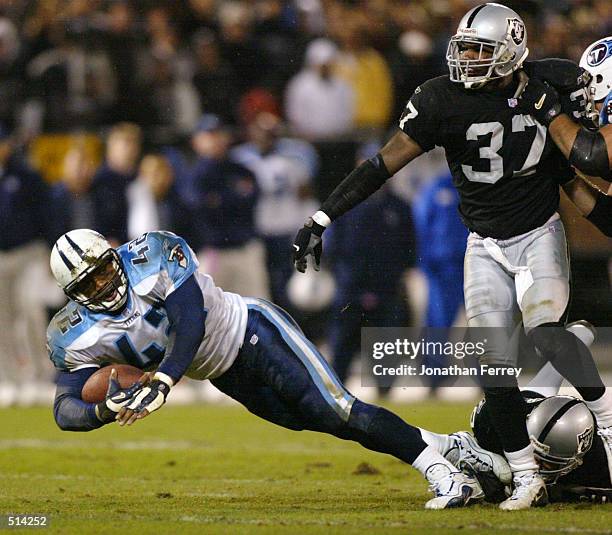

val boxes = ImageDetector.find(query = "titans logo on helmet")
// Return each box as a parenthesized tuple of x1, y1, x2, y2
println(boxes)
(587, 40, 612, 67)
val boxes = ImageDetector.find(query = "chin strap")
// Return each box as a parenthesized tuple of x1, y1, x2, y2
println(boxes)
(513, 69, 529, 99)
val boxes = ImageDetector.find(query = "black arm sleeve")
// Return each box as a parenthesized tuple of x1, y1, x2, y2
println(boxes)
(568, 128, 611, 179)
(157, 274, 206, 383)
(586, 191, 612, 237)
(320, 154, 391, 221)
(54, 368, 105, 432)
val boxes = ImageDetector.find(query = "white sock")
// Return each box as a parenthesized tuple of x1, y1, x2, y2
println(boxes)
(412, 445, 458, 480)
(523, 362, 564, 398)
(418, 428, 453, 455)
(585, 389, 612, 428)
(504, 443, 538, 477)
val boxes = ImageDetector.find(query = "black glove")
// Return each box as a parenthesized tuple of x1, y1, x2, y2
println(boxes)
(519, 78, 562, 127)
(526, 59, 591, 93)
(95, 368, 144, 424)
(292, 217, 325, 273)
(526, 59, 593, 124)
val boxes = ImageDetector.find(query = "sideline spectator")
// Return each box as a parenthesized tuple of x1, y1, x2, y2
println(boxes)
(191, 29, 239, 124)
(232, 111, 317, 308)
(127, 154, 192, 240)
(91, 122, 142, 245)
(332, 8, 393, 133)
(412, 171, 469, 394)
(0, 125, 55, 405)
(285, 38, 354, 142)
(326, 145, 416, 396)
(49, 140, 98, 242)
(188, 114, 269, 298)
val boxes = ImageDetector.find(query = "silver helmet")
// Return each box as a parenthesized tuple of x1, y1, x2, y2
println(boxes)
(447, 3, 529, 88)
(527, 396, 595, 482)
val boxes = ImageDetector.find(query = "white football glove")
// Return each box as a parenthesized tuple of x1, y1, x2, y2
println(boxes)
(95, 368, 144, 424)
(117, 372, 173, 426)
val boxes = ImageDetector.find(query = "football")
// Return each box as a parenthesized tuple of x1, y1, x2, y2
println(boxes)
(81, 364, 144, 403)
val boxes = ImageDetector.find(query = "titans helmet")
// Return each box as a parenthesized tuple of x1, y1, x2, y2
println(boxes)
(50, 229, 128, 313)
(580, 36, 612, 102)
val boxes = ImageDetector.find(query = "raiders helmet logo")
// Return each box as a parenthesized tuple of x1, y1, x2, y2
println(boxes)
(168, 244, 188, 269)
(508, 18, 525, 46)
(587, 41, 612, 67)
(577, 426, 594, 455)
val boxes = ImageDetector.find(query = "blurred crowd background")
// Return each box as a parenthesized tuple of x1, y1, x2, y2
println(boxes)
(0, 0, 610, 406)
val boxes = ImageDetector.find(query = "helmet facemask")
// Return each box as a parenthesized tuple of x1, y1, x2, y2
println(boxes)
(526, 396, 595, 484)
(447, 34, 526, 89)
(530, 436, 585, 483)
(64, 249, 128, 313)
(447, 4, 529, 90)
(584, 83, 604, 128)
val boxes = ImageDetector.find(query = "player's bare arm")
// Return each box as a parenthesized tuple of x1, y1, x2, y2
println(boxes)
(562, 171, 611, 212)
(518, 55, 612, 237)
(292, 129, 423, 273)
(546, 115, 612, 172)
(379, 130, 425, 175)
(519, 60, 611, 179)
(545, 37, 612, 176)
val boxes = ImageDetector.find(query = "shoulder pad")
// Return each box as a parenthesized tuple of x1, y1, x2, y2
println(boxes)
(47, 305, 99, 371)
(118, 232, 166, 287)
(525, 59, 587, 93)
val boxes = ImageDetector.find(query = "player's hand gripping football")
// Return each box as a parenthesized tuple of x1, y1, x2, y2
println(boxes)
(116, 372, 173, 426)
(292, 217, 325, 273)
(94, 368, 146, 424)
(519, 77, 562, 127)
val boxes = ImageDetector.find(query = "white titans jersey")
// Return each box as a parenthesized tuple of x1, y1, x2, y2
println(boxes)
(232, 144, 315, 236)
(47, 231, 248, 380)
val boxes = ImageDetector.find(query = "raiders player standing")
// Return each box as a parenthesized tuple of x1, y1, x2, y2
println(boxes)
(420, 322, 612, 504)
(293, 2, 612, 510)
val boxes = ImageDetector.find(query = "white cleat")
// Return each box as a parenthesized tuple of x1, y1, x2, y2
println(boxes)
(499, 472, 548, 510)
(445, 431, 512, 486)
(566, 320, 596, 347)
(424, 463, 484, 509)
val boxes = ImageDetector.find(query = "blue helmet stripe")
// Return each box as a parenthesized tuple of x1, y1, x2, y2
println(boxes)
(58, 248, 75, 271)
(65, 234, 86, 259)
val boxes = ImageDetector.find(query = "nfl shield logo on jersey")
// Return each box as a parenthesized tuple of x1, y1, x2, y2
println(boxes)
(508, 18, 525, 46)
(507, 98, 518, 108)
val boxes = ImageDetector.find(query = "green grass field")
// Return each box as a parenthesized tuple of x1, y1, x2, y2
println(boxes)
(1, 401, 611, 534)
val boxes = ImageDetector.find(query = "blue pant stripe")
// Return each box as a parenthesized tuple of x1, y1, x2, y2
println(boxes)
(245, 298, 354, 421)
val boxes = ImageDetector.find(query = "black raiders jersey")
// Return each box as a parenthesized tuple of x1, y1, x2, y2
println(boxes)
(472, 391, 612, 501)
(400, 72, 573, 239)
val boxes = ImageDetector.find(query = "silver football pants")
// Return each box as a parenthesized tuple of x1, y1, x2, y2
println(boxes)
(464, 214, 570, 366)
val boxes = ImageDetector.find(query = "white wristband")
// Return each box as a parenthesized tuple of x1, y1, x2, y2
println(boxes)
(312, 211, 331, 228)
(153, 372, 174, 388)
